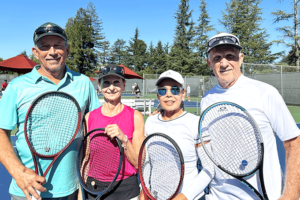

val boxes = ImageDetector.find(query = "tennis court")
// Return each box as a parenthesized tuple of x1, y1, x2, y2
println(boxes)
(1, 124, 299, 199)
(0, 94, 299, 199)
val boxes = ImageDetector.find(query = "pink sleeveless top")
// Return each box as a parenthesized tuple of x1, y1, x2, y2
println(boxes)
(88, 105, 137, 181)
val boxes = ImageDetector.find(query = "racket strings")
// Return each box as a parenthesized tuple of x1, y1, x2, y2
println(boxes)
(26, 93, 79, 156)
(79, 136, 91, 184)
(200, 104, 263, 176)
(141, 135, 182, 200)
(79, 130, 121, 192)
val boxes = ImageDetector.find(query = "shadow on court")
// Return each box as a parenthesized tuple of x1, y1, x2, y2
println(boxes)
(1, 125, 299, 199)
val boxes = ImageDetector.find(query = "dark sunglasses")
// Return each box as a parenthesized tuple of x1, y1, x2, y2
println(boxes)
(208, 36, 239, 48)
(157, 87, 183, 96)
(35, 26, 66, 36)
(101, 66, 124, 76)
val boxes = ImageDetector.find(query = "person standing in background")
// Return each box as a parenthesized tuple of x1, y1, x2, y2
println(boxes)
(1, 80, 8, 94)
(132, 83, 136, 94)
(134, 83, 141, 99)
(186, 84, 190, 102)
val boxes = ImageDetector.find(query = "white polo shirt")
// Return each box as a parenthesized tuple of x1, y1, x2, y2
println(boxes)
(201, 75, 300, 200)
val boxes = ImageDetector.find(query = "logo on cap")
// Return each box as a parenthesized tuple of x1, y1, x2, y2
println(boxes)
(46, 24, 52, 28)
(165, 71, 172, 76)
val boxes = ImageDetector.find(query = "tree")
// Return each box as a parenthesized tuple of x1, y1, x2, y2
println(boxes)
(29, 54, 40, 65)
(145, 42, 156, 70)
(279, 47, 299, 66)
(86, 2, 106, 52)
(65, 3, 105, 74)
(20, 51, 28, 58)
(192, 0, 214, 75)
(154, 41, 169, 74)
(272, 0, 300, 66)
(109, 39, 128, 65)
(99, 40, 110, 66)
(169, 0, 196, 74)
(0, 57, 4, 74)
(220, 0, 279, 64)
(127, 28, 147, 71)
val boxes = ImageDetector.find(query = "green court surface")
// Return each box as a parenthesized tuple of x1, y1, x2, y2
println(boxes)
(288, 106, 300, 123)
(144, 104, 300, 123)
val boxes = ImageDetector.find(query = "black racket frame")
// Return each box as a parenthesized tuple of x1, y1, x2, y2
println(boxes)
(198, 101, 268, 200)
(138, 133, 185, 200)
(77, 128, 124, 200)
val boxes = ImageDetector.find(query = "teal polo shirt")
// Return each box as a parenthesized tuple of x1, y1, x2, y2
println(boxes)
(0, 65, 100, 198)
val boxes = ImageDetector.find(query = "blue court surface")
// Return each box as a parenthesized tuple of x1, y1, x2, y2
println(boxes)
(1, 125, 300, 199)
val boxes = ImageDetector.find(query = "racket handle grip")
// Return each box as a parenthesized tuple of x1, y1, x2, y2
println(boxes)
(31, 189, 41, 200)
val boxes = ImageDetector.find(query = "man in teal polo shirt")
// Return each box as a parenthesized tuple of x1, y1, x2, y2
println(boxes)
(0, 22, 100, 200)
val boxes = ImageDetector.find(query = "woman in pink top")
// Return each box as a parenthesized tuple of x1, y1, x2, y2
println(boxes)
(79, 65, 145, 200)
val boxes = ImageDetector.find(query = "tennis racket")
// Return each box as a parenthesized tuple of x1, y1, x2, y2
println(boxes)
(199, 102, 268, 200)
(138, 133, 184, 200)
(77, 128, 124, 200)
(24, 91, 81, 200)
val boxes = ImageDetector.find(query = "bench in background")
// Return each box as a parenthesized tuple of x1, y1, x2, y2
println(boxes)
(99, 99, 154, 115)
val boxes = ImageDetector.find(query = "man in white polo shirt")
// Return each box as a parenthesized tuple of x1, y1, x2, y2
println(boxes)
(201, 32, 300, 199)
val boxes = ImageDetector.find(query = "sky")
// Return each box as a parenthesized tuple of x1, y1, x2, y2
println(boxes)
(0, 0, 294, 61)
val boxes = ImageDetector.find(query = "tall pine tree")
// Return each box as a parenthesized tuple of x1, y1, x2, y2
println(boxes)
(272, 0, 300, 66)
(145, 42, 156, 70)
(65, 3, 105, 74)
(193, 0, 214, 75)
(127, 28, 147, 71)
(154, 41, 169, 74)
(170, 0, 195, 74)
(220, 0, 278, 64)
(109, 39, 128, 65)
(99, 40, 110, 66)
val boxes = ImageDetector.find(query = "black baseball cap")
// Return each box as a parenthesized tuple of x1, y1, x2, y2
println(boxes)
(207, 32, 242, 53)
(33, 22, 67, 44)
(98, 65, 125, 80)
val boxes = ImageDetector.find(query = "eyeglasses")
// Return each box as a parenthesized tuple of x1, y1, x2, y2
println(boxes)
(101, 66, 124, 76)
(35, 26, 66, 36)
(208, 36, 240, 48)
(157, 87, 183, 96)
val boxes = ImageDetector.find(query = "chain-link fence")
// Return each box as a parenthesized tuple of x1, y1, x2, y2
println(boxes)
(143, 63, 300, 106)
(2, 63, 300, 106)
(203, 63, 300, 106)
(77, 77, 144, 95)
(144, 74, 206, 97)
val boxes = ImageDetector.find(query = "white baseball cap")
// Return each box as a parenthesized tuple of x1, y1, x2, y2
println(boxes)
(156, 70, 184, 86)
(207, 32, 242, 53)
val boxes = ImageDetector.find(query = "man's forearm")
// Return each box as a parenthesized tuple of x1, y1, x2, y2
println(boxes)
(282, 136, 300, 199)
